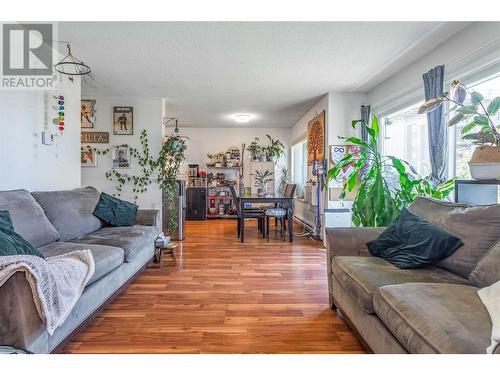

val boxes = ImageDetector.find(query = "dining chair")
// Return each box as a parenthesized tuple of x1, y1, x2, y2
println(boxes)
(229, 185, 266, 239)
(264, 184, 296, 241)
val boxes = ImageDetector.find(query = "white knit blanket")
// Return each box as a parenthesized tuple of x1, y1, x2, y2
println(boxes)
(478, 279, 500, 354)
(0, 250, 94, 335)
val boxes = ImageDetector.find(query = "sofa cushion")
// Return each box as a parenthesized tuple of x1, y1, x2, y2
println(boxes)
(409, 197, 500, 278)
(367, 208, 463, 269)
(38, 242, 124, 285)
(373, 283, 492, 353)
(469, 240, 500, 287)
(32, 187, 103, 242)
(331, 256, 468, 314)
(70, 225, 158, 262)
(0, 226, 45, 258)
(0, 189, 60, 247)
(93, 192, 138, 227)
(0, 210, 14, 231)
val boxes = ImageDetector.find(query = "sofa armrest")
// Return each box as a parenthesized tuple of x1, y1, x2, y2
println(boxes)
(326, 227, 385, 258)
(135, 209, 160, 227)
(325, 227, 385, 307)
(0, 272, 48, 353)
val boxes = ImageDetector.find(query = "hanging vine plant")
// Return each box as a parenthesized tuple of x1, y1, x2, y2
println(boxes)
(82, 129, 187, 235)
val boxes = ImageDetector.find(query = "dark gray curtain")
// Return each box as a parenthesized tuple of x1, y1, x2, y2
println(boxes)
(423, 65, 448, 184)
(360, 105, 371, 142)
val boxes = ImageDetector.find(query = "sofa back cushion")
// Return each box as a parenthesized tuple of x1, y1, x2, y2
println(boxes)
(468, 240, 500, 287)
(409, 197, 500, 278)
(32, 186, 103, 242)
(0, 189, 60, 247)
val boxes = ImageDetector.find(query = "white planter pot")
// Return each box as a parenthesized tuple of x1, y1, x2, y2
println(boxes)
(468, 162, 500, 180)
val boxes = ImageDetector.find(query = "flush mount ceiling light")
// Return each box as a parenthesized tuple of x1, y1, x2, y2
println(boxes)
(233, 113, 252, 123)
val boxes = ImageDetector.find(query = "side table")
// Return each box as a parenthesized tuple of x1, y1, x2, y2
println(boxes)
(154, 242, 177, 269)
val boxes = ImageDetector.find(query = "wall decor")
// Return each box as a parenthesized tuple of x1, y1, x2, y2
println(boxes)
(81, 99, 96, 128)
(52, 95, 65, 132)
(329, 144, 363, 188)
(113, 106, 133, 135)
(112, 147, 131, 169)
(81, 149, 97, 167)
(81, 131, 109, 144)
(307, 110, 325, 165)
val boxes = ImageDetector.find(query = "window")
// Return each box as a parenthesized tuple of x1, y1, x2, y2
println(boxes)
(453, 74, 500, 179)
(382, 103, 431, 177)
(291, 139, 308, 197)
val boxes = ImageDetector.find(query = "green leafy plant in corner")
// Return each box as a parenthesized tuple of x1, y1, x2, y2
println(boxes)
(327, 115, 455, 227)
(277, 164, 290, 194)
(82, 129, 187, 235)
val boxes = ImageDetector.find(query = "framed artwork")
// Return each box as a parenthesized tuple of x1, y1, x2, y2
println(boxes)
(81, 149, 97, 167)
(81, 99, 96, 128)
(329, 144, 364, 187)
(112, 147, 130, 169)
(307, 110, 325, 165)
(113, 106, 133, 135)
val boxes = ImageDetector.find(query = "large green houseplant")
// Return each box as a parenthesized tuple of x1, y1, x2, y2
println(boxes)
(327, 115, 455, 227)
(419, 80, 500, 179)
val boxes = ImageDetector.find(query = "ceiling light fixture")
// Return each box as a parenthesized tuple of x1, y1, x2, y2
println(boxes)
(233, 114, 252, 123)
(54, 42, 92, 77)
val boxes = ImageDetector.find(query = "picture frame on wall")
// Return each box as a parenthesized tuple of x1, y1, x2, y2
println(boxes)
(307, 110, 325, 165)
(112, 147, 131, 169)
(81, 149, 98, 167)
(113, 106, 133, 135)
(81, 99, 96, 128)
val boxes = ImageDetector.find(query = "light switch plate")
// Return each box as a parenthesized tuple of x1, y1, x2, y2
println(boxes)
(42, 131, 55, 145)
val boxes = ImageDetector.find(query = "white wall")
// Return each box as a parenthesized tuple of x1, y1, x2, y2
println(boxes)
(180, 127, 291, 185)
(0, 77, 81, 191)
(368, 22, 500, 115)
(81, 97, 163, 209)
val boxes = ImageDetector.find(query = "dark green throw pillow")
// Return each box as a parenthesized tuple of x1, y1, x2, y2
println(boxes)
(0, 210, 14, 231)
(0, 211, 45, 258)
(93, 192, 138, 227)
(366, 208, 463, 269)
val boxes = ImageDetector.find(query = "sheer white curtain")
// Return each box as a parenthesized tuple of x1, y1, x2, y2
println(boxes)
(291, 139, 307, 197)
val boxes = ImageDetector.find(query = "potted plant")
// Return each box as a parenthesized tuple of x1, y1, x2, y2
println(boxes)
(264, 135, 286, 162)
(253, 169, 274, 197)
(419, 80, 500, 180)
(277, 164, 289, 194)
(327, 115, 455, 227)
(246, 138, 262, 161)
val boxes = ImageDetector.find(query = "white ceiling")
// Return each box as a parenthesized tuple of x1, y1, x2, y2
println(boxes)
(59, 22, 470, 128)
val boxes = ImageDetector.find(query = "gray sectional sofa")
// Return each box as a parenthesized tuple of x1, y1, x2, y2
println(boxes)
(0, 186, 160, 353)
(326, 197, 500, 354)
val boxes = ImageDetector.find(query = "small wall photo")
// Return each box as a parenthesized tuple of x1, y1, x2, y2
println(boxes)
(112, 147, 130, 169)
(81, 149, 97, 167)
(113, 106, 133, 135)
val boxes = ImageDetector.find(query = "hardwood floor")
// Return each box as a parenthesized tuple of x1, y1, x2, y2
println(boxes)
(64, 219, 365, 354)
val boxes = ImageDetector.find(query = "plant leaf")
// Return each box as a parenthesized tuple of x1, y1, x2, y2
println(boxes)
(448, 113, 465, 126)
(371, 114, 379, 136)
(461, 122, 476, 135)
(352, 120, 362, 129)
(473, 115, 489, 126)
(457, 105, 477, 115)
(470, 91, 484, 105)
(418, 98, 444, 114)
(487, 97, 500, 116)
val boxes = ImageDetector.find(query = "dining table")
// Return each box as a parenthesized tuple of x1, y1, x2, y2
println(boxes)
(239, 193, 294, 243)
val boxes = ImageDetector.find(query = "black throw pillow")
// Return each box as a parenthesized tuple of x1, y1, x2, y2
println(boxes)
(0, 211, 45, 258)
(93, 192, 138, 227)
(366, 208, 463, 269)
